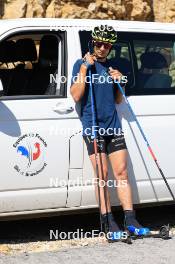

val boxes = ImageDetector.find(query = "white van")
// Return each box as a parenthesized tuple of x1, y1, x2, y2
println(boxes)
(0, 18, 175, 219)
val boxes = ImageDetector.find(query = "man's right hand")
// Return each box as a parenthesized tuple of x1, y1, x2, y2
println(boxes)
(83, 52, 97, 66)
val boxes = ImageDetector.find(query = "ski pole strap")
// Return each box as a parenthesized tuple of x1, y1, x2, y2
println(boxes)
(83, 60, 91, 70)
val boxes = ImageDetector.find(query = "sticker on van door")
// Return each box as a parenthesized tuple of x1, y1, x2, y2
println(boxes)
(13, 133, 47, 176)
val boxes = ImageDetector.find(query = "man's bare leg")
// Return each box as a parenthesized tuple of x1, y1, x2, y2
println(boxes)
(108, 149, 133, 210)
(108, 149, 150, 235)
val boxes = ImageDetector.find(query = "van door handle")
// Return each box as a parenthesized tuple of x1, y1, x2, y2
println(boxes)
(53, 103, 74, 114)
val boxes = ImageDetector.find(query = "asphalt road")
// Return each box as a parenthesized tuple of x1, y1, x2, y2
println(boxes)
(0, 204, 175, 264)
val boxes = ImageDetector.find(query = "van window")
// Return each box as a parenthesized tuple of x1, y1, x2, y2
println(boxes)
(134, 39, 175, 92)
(0, 31, 67, 99)
(128, 33, 175, 95)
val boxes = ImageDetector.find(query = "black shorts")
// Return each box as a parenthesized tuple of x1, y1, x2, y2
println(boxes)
(83, 133, 127, 156)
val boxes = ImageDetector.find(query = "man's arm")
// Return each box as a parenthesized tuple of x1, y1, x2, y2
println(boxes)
(116, 85, 125, 104)
(70, 64, 88, 102)
(70, 53, 96, 102)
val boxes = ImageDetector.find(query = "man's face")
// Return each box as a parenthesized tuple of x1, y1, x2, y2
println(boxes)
(93, 40, 112, 59)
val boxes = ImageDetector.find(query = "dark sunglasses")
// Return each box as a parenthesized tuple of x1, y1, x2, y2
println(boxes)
(93, 41, 112, 49)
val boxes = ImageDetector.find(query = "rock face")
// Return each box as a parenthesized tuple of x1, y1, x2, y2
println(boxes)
(0, 0, 175, 22)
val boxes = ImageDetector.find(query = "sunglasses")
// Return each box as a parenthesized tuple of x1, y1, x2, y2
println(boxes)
(93, 41, 112, 49)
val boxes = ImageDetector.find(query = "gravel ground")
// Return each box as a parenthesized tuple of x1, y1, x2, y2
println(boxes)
(0, 204, 175, 263)
(0, 237, 175, 264)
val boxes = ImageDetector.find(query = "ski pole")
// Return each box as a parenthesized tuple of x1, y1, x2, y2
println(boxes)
(88, 42, 103, 233)
(116, 81, 175, 200)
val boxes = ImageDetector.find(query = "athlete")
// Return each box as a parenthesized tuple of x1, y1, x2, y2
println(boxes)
(70, 25, 150, 242)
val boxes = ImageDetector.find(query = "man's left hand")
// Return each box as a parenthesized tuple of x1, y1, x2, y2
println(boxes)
(108, 67, 123, 82)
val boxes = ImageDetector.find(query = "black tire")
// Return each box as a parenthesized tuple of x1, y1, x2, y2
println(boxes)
(159, 225, 170, 240)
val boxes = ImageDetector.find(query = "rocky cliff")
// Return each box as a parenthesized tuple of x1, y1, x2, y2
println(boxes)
(0, 0, 175, 22)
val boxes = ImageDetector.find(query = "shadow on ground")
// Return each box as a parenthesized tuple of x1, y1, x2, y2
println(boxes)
(0, 204, 175, 244)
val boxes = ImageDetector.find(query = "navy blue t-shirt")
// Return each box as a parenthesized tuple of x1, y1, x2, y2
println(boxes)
(71, 58, 126, 136)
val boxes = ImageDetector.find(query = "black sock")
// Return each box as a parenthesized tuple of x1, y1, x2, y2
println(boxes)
(124, 210, 142, 228)
(101, 212, 120, 233)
